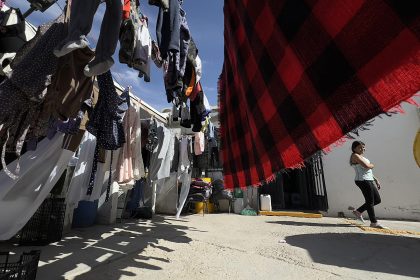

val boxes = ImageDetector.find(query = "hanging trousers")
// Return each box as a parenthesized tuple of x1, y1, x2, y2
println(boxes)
(355, 180, 381, 223)
(67, 0, 122, 60)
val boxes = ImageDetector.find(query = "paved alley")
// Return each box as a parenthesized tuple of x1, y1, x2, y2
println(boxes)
(2, 214, 420, 280)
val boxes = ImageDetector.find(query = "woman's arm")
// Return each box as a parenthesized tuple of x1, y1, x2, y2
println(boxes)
(351, 153, 374, 169)
(373, 176, 381, 189)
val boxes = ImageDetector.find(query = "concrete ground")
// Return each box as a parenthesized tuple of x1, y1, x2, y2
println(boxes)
(1, 214, 420, 280)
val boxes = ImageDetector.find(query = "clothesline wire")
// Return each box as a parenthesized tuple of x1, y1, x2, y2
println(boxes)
(113, 72, 125, 88)
(110, 72, 145, 111)
(55, 1, 64, 13)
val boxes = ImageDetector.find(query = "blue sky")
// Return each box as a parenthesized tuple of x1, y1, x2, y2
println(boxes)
(7, 0, 224, 111)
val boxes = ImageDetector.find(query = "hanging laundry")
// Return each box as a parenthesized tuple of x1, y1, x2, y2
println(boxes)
(119, 13, 137, 66)
(220, 0, 420, 189)
(116, 103, 145, 185)
(194, 55, 202, 84)
(178, 136, 190, 173)
(47, 47, 95, 120)
(183, 67, 195, 98)
(87, 71, 128, 151)
(156, 0, 180, 56)
(189, 80, 202, 102)
(151, 40, 163, 68)
(119, 2, 153, 82)
(186, 37, 198, 67)
(66, 132, 97, 207)
(0, 7, 26, 53)
(132, 106, 145, 179)
(145, 119, 159, 152)
(122, 0, 131, 19)
(133, 17, 152, 82)
(155, 172, 178, 214)
(194, 131, 204, 156)
(172, 103, 180, 121)
(0, 134, 73, 240)
(54, 0, 122, 76)
(190, 90, 206, 132)
(0, 15, 66, 179)
(202, 93, 211, 118)
(86, 71, 128, 201)
(148, 0, 169, 11)
(180, 102, 191, 128)
(119, 0, 139, 64)
(148, 123, 174, 181)
(157, 0, 191, 103)
(170, 136, 180, 172)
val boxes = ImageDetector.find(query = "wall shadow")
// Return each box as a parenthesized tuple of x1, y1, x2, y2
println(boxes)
(285, 233, 420, 278)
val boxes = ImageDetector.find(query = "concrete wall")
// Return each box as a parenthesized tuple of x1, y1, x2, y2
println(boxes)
(323, 104, 420, 221)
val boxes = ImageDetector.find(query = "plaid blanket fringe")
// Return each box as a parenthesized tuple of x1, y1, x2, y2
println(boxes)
(219, 0, 420, 189)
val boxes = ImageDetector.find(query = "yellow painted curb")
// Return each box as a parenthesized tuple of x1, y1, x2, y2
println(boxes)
(259, 211, 322, 218)
(345, 219, 420, 236)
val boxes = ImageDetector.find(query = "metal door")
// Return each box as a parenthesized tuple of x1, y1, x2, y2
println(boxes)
(305, 153, 328, 211)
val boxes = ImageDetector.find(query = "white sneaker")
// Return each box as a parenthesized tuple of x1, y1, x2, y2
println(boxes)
(54, 37, 89, 57)
(348, 207, 365, 223)
(370, 222, 389, 229)
(352, 210, 365, 223)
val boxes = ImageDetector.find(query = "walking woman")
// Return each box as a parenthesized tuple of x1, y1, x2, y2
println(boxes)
(349, 141, 386, 229)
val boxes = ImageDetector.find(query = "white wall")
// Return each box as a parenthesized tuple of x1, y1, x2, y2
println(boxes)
(323, 104, 420, 221)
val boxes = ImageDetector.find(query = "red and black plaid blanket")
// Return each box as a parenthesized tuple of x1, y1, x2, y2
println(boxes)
(219, 0, 420, 189)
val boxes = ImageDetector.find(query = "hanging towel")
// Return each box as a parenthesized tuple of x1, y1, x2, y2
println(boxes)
(219, 0, 420, 189)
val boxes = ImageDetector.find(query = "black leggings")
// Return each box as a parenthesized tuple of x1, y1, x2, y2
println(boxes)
(355, 180, 381, 223)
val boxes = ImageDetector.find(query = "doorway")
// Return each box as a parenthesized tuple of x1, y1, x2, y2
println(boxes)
(259, 155, 328, 211)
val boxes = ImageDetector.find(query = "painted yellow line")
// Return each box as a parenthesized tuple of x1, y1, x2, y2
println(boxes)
(345, 219, 420, 236)
(259, 211, 322, 218)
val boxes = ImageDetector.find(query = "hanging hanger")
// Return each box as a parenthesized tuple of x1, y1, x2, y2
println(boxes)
(123, 85, 132, 107)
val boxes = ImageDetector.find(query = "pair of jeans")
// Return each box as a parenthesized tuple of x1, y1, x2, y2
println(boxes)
(67, 0, 122, 60)
(355, 180, 381, 223)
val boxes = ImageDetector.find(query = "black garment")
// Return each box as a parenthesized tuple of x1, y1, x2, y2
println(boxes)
(180, 103, 191, 128)
(86, 72, 128, 201)
(86, 71, 128, 150)
(156, 0, 181, 57)
(145, 119, 159, 152)
(0, 8, 26, 53)
(210, 146, 219, 168)
(190, 90, 206, 132)
(187, 37, 198, 66)
(119, 18, 136, 66)
(148, 0, 169, 10)
(355, 180, 381, 223)
(170, 136, 180, 172)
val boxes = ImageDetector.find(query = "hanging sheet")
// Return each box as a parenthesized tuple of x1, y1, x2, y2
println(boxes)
(0, 134, 73, 240)
(219, 0, 420, 189)
(155, 172, 178, 214)
(66, 132, 97, 207)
